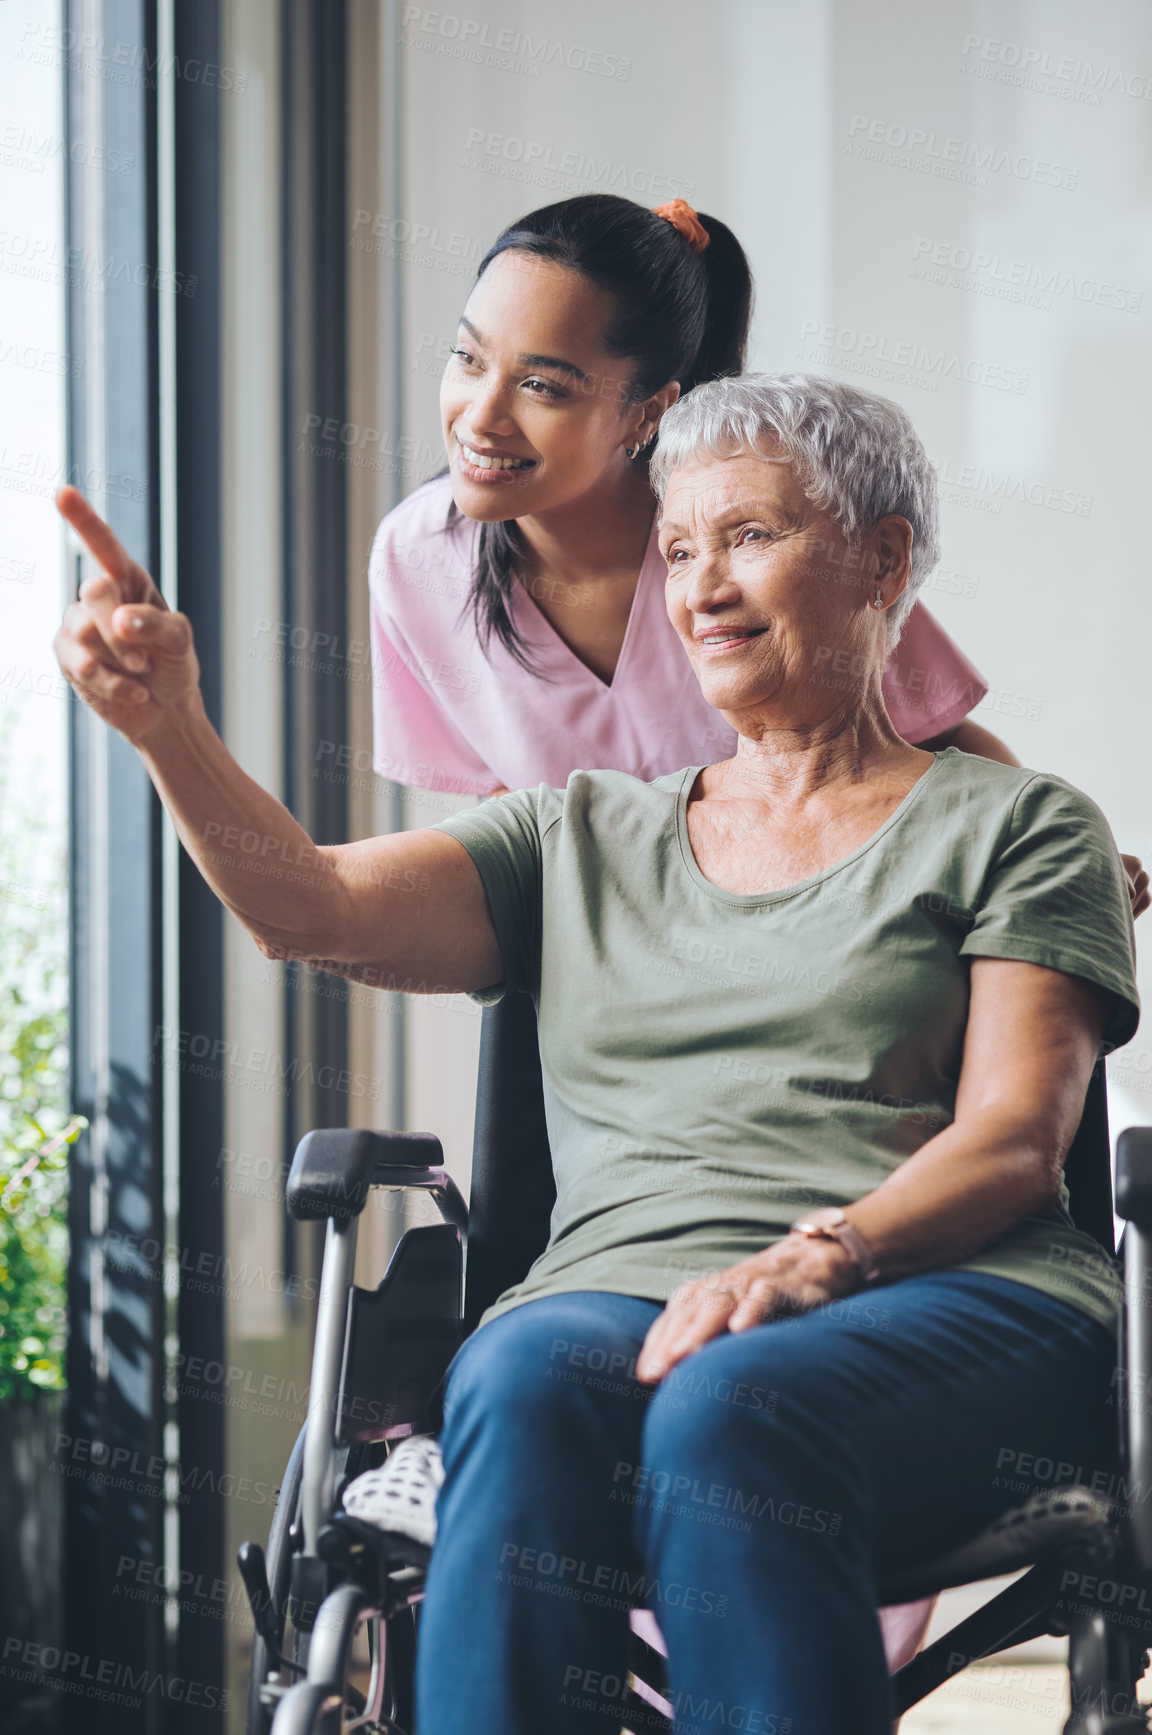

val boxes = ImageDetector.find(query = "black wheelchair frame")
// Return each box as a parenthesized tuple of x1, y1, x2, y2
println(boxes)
(240, 993, 1152, 1734)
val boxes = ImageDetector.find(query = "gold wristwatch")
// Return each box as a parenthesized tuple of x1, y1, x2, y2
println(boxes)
(789, 1207, 880, 1285)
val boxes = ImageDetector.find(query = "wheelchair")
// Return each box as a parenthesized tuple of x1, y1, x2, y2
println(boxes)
(240, 991, 1152, 1734)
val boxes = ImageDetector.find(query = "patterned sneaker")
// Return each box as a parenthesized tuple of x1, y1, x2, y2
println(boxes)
(341, 1434, 445, 1548)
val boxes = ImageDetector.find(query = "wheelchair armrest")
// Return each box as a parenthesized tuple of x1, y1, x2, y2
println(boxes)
(374, 1166, 469, 1238)
(287, 1128, 466, 1233)
(1115, 1128, 1152, 1568)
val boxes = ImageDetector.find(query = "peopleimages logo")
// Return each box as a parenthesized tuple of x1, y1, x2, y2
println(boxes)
(910, 238, 1142, 314)
(929, 456, 1092, 518)
(846, 114, 1079, 190)
(15, 20, 248, 93)
(496, 1542, 730, 1617)
(0, 124, 136, 177)
(797, 319, 1029, 395)
(402, 6, 632, 80)
(151, 1023, 382, 1105)
(460, 129, 695, 201)
(1, 1636, 232, 1711)
(961, 33, 1152, 102)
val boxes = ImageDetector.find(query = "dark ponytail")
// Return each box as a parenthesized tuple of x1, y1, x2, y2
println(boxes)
(681, 215, 754, 393)
(447, 193, 753, 672)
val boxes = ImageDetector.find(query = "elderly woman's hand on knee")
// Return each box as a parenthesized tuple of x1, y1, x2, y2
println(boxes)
(635, 1232, 860, 1382)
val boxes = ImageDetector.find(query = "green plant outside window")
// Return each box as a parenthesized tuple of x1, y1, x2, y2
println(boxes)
(0, 709, 81, 1402)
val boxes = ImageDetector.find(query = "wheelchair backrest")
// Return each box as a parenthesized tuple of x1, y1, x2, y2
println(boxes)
(1062, 1060, 1115, 1256)
(464, 990, 556, 1332)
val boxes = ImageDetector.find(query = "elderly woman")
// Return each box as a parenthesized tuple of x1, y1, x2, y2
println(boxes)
(54, 373, 1137, 1735)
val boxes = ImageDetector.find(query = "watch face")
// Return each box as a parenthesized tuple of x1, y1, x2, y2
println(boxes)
(796, 1206, 844, 1231)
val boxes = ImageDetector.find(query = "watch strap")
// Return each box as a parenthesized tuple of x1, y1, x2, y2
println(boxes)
(790, 1209, 880, 1285)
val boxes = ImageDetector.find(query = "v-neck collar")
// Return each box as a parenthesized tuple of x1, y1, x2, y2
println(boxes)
(673, 748, 951, 906)
(506, 511, 662, 693)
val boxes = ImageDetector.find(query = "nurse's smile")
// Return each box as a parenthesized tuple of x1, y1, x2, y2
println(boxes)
(454, 437, 537, 484)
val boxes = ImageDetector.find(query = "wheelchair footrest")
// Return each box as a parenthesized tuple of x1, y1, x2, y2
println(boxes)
(319, 1510, 432, 1578)
(879, 1487, 1116, 1603)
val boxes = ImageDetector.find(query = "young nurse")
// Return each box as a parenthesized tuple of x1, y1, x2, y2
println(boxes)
(367, 194, 1018, 798)
(362, 193, 1145, 1680)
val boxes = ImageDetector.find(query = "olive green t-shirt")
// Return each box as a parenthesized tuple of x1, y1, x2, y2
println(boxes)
(435, 748, 1140, 1333)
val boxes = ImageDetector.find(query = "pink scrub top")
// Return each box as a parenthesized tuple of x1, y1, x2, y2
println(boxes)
(368, 474, 987, 795)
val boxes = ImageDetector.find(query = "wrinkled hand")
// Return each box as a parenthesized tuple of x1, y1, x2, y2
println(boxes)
(1122, 855, 1150, 920)
(53, 487, 200, 744)
(634, 1234, 860, 1384)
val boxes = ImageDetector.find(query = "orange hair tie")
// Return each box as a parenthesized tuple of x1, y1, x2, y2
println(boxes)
(653, 198, 710, 253)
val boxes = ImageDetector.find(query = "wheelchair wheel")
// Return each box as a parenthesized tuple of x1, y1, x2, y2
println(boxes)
(249, 1427, 413, 1734)
(271, 1588, 396, 1734)
(265, 1681, 344, 1735)
(247, 1423, 307, 1735)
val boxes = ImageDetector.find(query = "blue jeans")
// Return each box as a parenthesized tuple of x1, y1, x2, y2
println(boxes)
(414, 1274, 1118, 1734)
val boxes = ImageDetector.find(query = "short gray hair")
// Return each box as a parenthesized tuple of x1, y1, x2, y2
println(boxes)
(650, 372, 941, 645)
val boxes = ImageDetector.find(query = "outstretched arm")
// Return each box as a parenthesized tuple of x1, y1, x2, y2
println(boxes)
(53, 489, 503, 992)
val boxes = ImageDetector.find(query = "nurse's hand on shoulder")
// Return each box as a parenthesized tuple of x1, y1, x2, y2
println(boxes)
(1122, 855, 1150, 920)
(634, 1235, 859, 1384)
(53, 488, 201, 745)
(936, 723, 1147, 918)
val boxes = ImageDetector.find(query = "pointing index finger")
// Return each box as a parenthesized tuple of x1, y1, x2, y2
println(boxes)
(56, 486, 161, 608)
